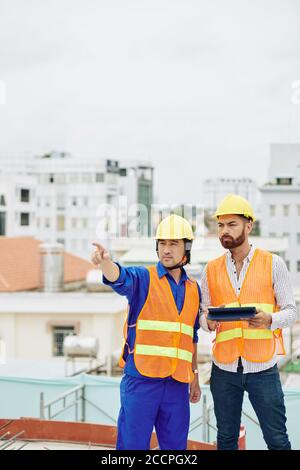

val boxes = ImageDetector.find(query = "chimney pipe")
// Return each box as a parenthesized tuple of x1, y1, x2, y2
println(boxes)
(40, 243, 64, 292)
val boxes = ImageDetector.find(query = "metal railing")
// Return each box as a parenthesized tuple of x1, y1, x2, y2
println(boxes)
(39, 387, 259, 446)
(188, 392, 260, 444)
(40, 385, 85, 421)
(39, 385, 117, 424)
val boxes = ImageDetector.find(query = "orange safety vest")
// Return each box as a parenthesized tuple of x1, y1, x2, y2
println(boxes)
(207, 248, 285, 364)
(119, 265, 200, 383)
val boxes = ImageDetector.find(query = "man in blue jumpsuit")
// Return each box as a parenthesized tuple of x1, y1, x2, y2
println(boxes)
(91, 215, 201, 450)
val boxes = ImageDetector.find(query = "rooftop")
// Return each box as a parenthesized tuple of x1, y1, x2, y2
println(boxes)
(0, 291, 127, 314)
(0, 237, 94, 292)
(0, 418, 215, 451)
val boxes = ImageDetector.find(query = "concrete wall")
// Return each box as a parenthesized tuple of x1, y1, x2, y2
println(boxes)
(0, 311, 125, 364)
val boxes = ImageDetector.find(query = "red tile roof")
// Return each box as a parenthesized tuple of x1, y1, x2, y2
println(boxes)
(0, 237, 94, 292)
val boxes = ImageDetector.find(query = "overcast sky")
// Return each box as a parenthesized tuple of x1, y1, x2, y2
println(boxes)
(0, 0, 300, 204)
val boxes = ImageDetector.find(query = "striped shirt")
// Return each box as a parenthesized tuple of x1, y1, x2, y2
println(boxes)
(200, 245, 298, 373)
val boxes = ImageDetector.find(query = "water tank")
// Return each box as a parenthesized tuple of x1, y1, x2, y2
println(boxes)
(63, 335, 99, 358)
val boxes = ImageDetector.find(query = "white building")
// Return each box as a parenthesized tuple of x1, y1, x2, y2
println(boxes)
(260, 143, 300, 287)
(203, 178, 259, 213)
(0, 153, 154, 259)
(0, 236, 127, 374)
(0, 291, 127, 369)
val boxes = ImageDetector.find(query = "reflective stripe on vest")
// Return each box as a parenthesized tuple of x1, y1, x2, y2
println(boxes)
(137, 319, 194, 338)
(215, 302, 274, 345)
(215, 328, 243, 343)
(215, 327, 273, 344)
(135, 344, 193, 363)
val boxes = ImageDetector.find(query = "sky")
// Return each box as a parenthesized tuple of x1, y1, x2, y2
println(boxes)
(0, 0, 300, 204)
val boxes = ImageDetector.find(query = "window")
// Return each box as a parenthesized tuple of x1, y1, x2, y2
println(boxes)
(297, 234, 300, 245)
(83, 197, 88, 206)
(20, 189, 30, 203)
(49, 174, 54, 184)
(72, 197, 77, 207)
(45, 218, 51, 228)
(82, 218, 88, 229)
(52, 326, 75, 357)
(56, 238, 65, 246)
(269, 205, 276, 217)
(71, 218, 77, 229)
(107, 195, 114, 205)
(119, 168, 127, 177)
(269, 233, 276, 238)
(276, 178, 292, 185)
(0, 212, 6, 235)
(298, 205, 300, 216)
(283, 205, 290, 216)
(0, 195, 6, 206)
(57, 215, 65, 231)
(20, 213, 30, 226)
(96, 173, 104, 183)
(298, 261, 300, 273)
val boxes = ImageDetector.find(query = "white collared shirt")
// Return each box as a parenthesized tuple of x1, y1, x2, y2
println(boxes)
(200, 245, 298, 373)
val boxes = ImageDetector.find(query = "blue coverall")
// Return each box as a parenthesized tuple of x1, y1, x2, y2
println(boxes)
(103, 261, 201, 450)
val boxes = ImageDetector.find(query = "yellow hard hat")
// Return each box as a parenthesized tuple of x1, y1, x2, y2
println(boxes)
(155, 214, 194, 240)
(214, 193, 256, 222)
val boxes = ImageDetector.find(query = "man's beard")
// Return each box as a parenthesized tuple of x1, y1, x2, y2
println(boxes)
(220, 229, 246, 249)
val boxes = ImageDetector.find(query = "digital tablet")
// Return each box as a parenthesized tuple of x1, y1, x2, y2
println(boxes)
(207, 306, 256, 322)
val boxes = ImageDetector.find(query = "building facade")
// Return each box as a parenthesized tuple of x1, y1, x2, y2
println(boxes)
(0, 153, 154, 259)
(260, 143, 300, 287)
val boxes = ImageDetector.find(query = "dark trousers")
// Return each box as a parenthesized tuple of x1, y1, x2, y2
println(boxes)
(210, 360, 291, 450)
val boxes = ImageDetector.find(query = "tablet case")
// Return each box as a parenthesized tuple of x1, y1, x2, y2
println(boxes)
(207, 306, 256, 322)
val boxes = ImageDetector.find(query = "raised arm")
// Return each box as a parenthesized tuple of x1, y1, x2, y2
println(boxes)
(91, 242, 120, 282)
